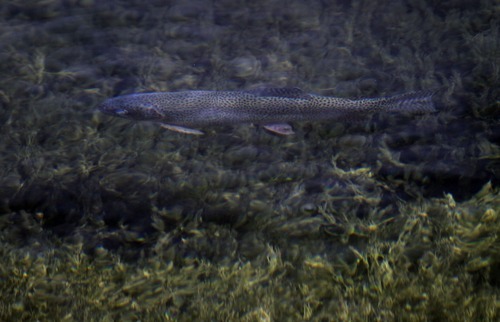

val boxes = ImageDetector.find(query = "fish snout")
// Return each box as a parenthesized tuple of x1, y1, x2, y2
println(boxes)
(97, 96, 163, 121)
(97, 99, 120, 115)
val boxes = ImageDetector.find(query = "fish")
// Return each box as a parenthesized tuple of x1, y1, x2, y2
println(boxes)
(97, 87, 436, 135)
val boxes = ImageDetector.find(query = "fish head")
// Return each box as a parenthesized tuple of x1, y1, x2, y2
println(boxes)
(97, 94, 164, 121)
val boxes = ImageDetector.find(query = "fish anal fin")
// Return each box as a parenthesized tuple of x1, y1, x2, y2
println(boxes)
(246, 87, 311, 99)
(160, 124, 204, 135)
(262, 123, 295, 135)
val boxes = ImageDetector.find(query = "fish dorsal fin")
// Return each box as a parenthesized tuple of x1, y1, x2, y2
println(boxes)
(245, 87, 311, 99)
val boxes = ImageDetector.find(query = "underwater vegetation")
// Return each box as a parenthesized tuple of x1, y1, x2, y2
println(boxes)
(1, 183, 499, 320)
(0, 0, 499, 320)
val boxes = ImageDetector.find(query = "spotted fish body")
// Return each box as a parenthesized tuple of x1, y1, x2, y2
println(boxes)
(97, 87, 436, 135)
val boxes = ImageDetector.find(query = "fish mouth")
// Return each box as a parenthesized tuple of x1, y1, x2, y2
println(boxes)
(96, 97, 163, 121)
(97, 98, 125, 115)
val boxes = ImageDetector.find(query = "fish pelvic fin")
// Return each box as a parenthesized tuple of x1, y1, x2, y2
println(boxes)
(262, 123, 295, 135)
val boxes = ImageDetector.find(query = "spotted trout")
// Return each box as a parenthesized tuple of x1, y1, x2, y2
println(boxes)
(97, 87, 435, 135)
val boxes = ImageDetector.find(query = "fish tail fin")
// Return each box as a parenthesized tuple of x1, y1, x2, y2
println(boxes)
(383, 90, 437, 114)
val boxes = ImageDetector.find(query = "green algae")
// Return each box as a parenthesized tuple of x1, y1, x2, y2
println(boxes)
(0, 184, 499, 320)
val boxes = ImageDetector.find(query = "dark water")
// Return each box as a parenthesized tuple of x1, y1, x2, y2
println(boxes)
(1, 1, 499, 254)
(0, 0, 498, 320)
(0, 1, 499, 258)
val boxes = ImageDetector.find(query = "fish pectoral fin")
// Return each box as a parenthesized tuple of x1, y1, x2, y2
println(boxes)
(160, 124, 204, 135)
(262, 123, 294, 135)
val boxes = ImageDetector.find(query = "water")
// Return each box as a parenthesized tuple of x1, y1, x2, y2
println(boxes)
(0, 0, 498, 320)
